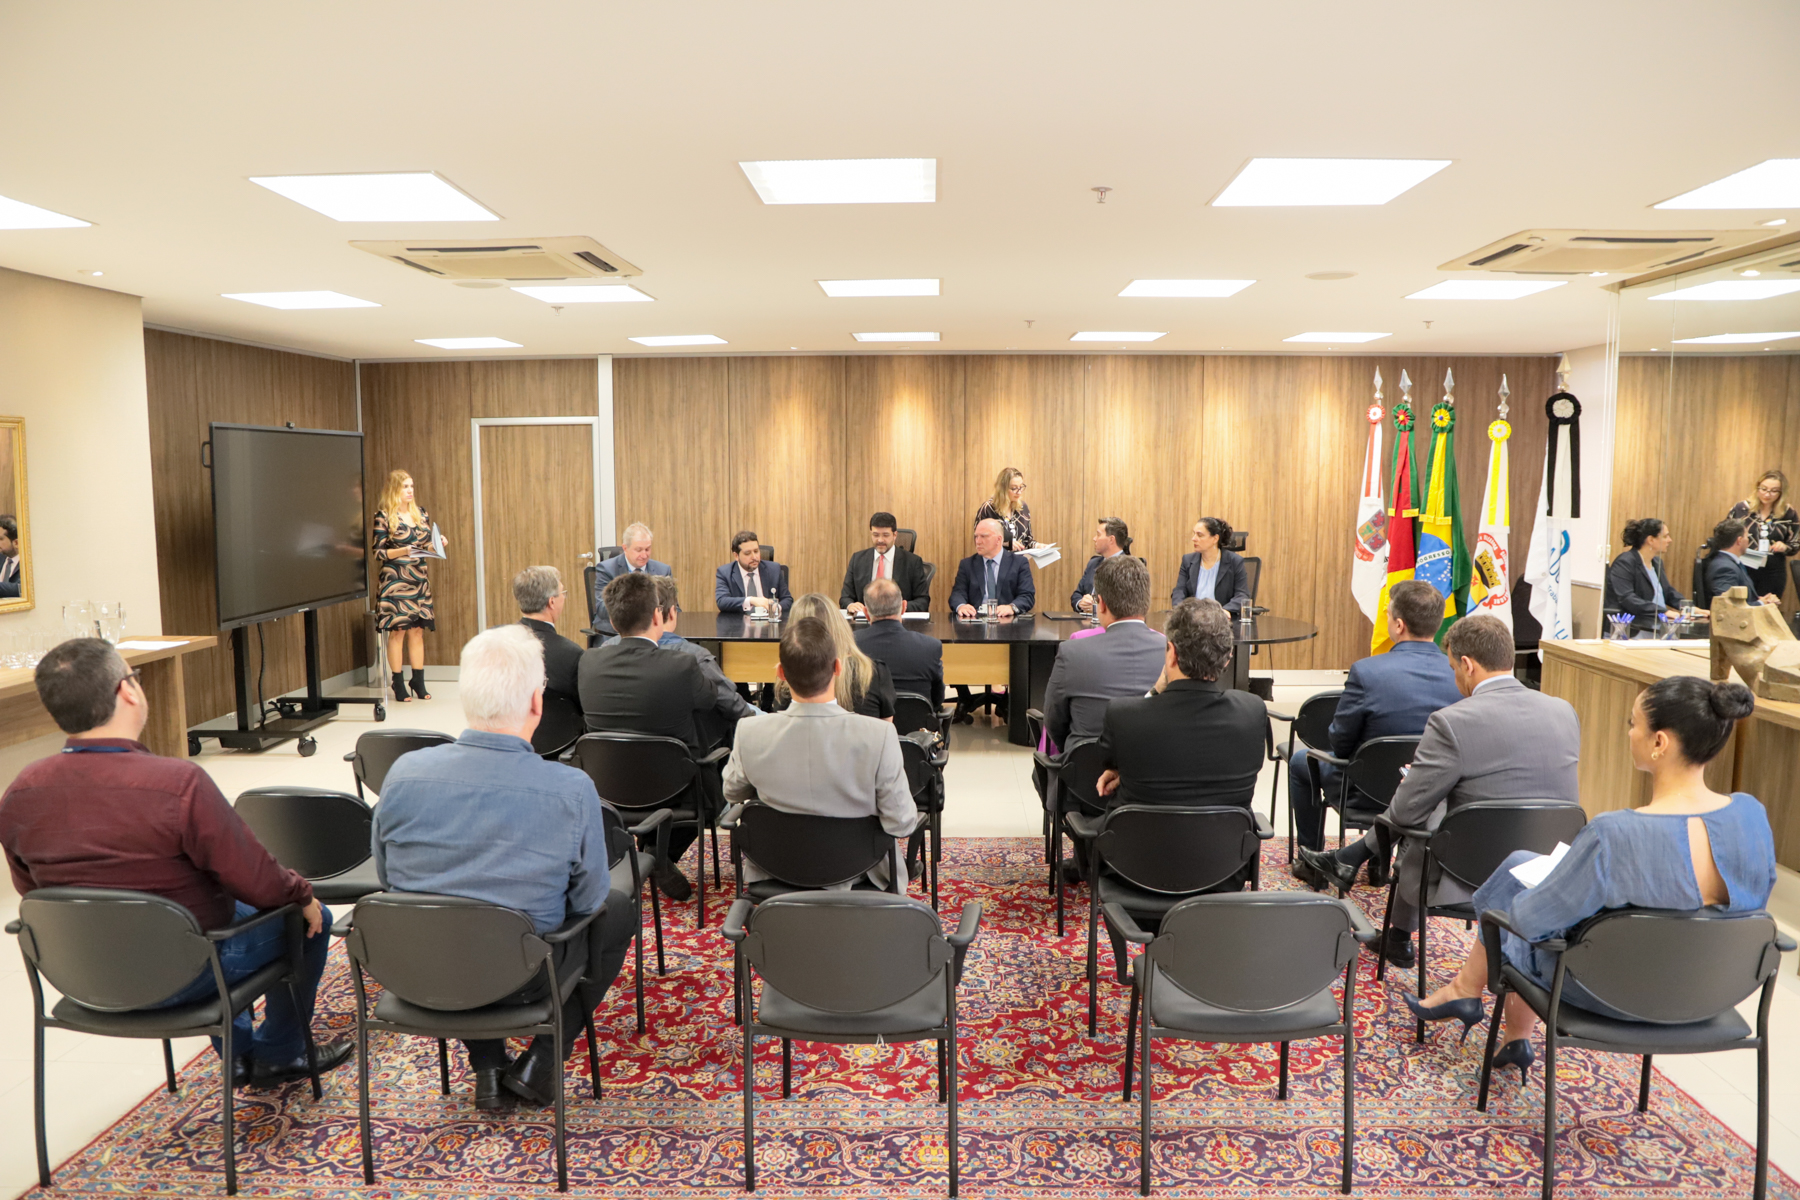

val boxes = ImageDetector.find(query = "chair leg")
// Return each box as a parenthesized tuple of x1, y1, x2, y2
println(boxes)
(634, 910, 647, 1036)
(1342, 1021, 1356, 1195)
(553, 1025, 568, 1192)
(437, 1038, 450, 1094)
(948, 1014, 960, 1198)
(712, 821, 723, 889)
(587, 1010, 603, 1099)
(1086, 885, 1100, 1037)
(781, 1039, 792, 1099)
(931, 810, 942, 911)
(1122, 979, 1138, 1101)
(162, 1039, 178, 1093)
(650, 878, 667, 975)
(33, 1018, 49, 1188)
(1540, 1025, 1558, 1200)
(288, 979, 323, 1100)
(1139, 972, 1153, 1196)
(937, 1039, 947, 1103)
(1415, 866, 1430, 1043)
(1277, 1041, 1289, 1101)
(743, 1004, 756, 1191)
(1375, 875, 1398, 983)
(220, 1011, 237, 1195)
(1756, 1035, 1770, 1200)
(1637, 1054, 1652, 1112)
(1476, 984, 1505, 1112)
(695, 814, 707, 929)
(359, 1024, 375, 1184)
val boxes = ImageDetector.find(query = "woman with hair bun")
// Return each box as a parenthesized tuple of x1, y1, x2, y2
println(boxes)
(1404, 674, 1774, 1083)
(1603, 517, 1686, 622)
(1170, 516, 1251, 615)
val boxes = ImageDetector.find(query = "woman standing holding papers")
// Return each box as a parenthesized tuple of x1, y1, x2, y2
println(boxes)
(975, 466, 1035, 551)
(1726, 469, 1797, 603)
(373, 469, 437, 703)
(1169, 516, 1251, 615)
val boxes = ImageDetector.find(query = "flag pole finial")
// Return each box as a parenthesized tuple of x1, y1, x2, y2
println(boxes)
(1374, 366, 1383, 400)
(1443, 367, 1455, 406)
(1399, 369, 1413, 404)
(1556, 354, 1573, 392)
(1498, 373, 1511, 419)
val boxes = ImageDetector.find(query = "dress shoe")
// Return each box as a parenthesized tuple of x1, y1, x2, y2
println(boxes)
(1296, 847, 1359, 896)
(906, 857, 924, 883)
(249, 1038, 353, 1087)
(654, 862, 693, 901)
(473, 1066, 510, 1111)
(502, 1041, 559, 1107)
(1401, 993, 1484, 1042)
(1379, 929, 1416, 970)
(1366, 854, 1390, 890)
(227, 1054, 253, 1089)
(1492, 1038, 1535, 1083)
(1057, 857, 1085, 885)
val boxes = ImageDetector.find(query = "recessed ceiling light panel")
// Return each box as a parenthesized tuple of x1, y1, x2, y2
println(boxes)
(819, 279, 940, 297)
(1284, 331, 1391, 343)
(852, 331, 940, 342)
(415, 337, 520, 349)
(1406, 280, 1566, 300)
(223, 291, 380, 309)
(629, 334, 727, 346)
(251, 172, 499, 221)
(1649, 280, 1800, 301)
(1070, 331, 1166, 342)
(1655, 159, 1800, 209)
(739, 159, 936, 205)
(511, 285, 654, 303)
(0, 193, 91, 229)
(1118, 279, 1254, 298)
(1673, 332, 1800, 344)
(1213, 158, 1450, 207)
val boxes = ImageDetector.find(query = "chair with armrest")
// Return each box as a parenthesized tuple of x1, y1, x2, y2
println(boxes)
(339, 892, 605, 1193)
(571, 732, 727, 928)
(9, 889, 323, 1195)
(234, 786, 382, 902)
(895, 690, 952, 741)
(1267, 690, 1342, 860)
(1116, 891, 1374, 1195)
(600, 800, 668, 1027)
(724, 891, 982, 1195)
(1068, 802, 1273, 1035)
(896, 528, 918, 555)
(1375, 800, 1589, 1039)
(1040, 737, 1109, 936)
(900, 730, 948, 908)
(1303, 734, 1420, 867)
(1476, 906, 1792, 1200)
(532, 690, 586, 760)
(344, 729, 457, 801)
(919, 560, 937, 606)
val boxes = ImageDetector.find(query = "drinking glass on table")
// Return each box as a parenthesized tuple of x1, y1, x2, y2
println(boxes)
(63, 601, 94, 641)
(96, 602, 125, 644)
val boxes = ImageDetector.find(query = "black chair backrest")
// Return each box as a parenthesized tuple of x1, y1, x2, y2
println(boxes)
(600, 802, 633, 870)
(899, 734, 944, 810)
(1241, 555, 1262, 603)
(895, 528, 918, 555)
(16, 888, 215, 1011)
(734, 805, 894, 889)
(893, 691, 939, 738)
(1057, 739, 1109, 812)
(532, 690, 586, 759)
(1344, 735, 1419, 807)
(347, 892, 548, 1011)
(1292, 690, 1343, 752)
(235, 786, 373, 880)
(596, 544, 624, 562)
(1225, 530, 1247, 553)
(584, 564, 602, 623)
(1149, 892, 1359, 1012)
(742, 891, 951, 1015)
(920, 560, 937, 601)
(1430, 800, 1588, 892)
(760, 543, 776, 566)
(1097, 805, 1262, 895)
(1692, 546, 1713, 608)
(1561, 908, 1780, 1024)
(572, 731, 696, 810)
(352, 729, 456, 796)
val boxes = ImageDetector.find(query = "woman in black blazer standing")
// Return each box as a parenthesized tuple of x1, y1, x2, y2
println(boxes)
(1604, 518, 1685, 620)
(1169, 517, 1251, 615)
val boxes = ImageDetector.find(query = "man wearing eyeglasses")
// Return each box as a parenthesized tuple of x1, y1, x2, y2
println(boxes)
(514, 565, 582, 704)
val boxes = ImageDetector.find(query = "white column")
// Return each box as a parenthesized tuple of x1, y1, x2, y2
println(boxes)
(596, 354, 616, 547)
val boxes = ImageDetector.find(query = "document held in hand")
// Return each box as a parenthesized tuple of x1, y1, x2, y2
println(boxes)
(1020, 543, 1061, 569)
(1509, 841, 1572, 888)
(413, 523, 448, 560)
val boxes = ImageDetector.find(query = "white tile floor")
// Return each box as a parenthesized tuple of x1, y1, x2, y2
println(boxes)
(3, 671, 1800, 1196)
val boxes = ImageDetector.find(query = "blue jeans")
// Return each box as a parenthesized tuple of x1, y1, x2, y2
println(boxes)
(153, 900, 333, 1064)
(1288, 749, 1335, 851)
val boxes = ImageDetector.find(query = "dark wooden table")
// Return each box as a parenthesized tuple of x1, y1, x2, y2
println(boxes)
(692, 611, 1318, 746)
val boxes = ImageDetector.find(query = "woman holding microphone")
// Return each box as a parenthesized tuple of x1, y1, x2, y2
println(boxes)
(373, 469, 438, 702)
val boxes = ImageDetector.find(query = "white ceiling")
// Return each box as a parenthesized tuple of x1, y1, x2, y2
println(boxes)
(2, 0, 1798, 360)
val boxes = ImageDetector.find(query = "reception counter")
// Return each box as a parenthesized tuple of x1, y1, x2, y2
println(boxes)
(1541, 639, 1800, 868)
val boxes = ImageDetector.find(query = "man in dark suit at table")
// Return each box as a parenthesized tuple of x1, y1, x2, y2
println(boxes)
(1071, 517, 1131, 614)
(715, 530, 794, 616)
(842, 512, 932, 616)
(602, 576, 757, 749)
(854, 578, 944, 709)
(578, 571, 718, 900)
(589, 522, 672, 637)
(1287, 579, 1463, 857)
(949, 518, 1035, 721)
(1704, 518, 1779, 607)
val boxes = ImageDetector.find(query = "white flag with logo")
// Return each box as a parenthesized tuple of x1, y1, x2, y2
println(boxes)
(1351, 378, 1388, 622)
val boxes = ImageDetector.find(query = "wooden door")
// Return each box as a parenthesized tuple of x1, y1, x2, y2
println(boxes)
(478, 424, 594, 644)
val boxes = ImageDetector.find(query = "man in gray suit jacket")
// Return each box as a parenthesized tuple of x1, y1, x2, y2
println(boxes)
(590, 522, 673, 637)
(722, 616, 918, 889)
(1297, 614, 1580, 967)
(1044, 555, 1168, 749)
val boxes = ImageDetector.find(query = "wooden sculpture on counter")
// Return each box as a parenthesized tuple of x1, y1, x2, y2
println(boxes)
(1710, 586, 1800, 701)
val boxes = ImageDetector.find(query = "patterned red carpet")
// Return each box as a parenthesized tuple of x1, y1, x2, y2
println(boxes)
(24, 838, 1794, 1198)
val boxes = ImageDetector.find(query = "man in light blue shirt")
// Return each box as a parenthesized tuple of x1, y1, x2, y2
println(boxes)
(375, 624, 632, 1110)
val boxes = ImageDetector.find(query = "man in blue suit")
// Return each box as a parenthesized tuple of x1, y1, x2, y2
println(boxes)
(950, 519, 1035, 618)
(715, 530, 794, 616)
(589, 522, 672, 637)
(1704, 519, 1778, 607)
(1289, 579, 1462, 857)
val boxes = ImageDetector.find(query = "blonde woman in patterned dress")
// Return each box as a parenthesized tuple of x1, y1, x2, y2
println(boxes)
(373, 470, 438, 702)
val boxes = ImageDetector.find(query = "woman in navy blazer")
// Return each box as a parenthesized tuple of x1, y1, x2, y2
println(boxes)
(715, 530, 794, 614)
(1702, 518, 1778, 607)
(1604, 517, 1685, 620)
(1169, 517, 1252, 615)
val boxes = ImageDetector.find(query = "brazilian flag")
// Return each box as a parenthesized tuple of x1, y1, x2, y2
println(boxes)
(1415, 396, 1471, 641)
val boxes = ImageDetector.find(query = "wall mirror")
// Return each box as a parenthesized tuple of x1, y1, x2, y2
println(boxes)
(0, 417, 30, 614)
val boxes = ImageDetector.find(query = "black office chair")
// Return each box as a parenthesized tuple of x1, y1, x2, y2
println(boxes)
(340, 892, 604, 1193)
(900, 730, 948, 908)
(919, 560, 937, 602)
(532, 690, 586, 760)
(602, 801, 665, 1028)
(344, 729, 456, 800)
(1073, 803, 1273, 1034)
(581, 563, 605, 646)
(1304, 734, 1420, 868)
(1691, 544, 1714, 609)
(571, 731, 726, 928)
(1477, 906, 1792, 1200)
(1117, 891, 1373, 1195)
(1225, 530, 1248, 553)
(896, 528, 918, 555)
(595, 544, 624, 561)
(724, 891, 982, 1195)
(1040, 738, 1108, 935)
(1376, 800, 1589, 1038)
(9, 889, 323, 1195)
(1268, 690, 1342, 860)
(895, 690, 951, 741)
(234, 786, 382, 902)
(1242, 554, 1268, 615)
(722, 804, 902, 901)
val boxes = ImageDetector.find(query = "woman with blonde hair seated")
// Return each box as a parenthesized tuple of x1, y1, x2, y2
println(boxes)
(774, 593, 897, 720)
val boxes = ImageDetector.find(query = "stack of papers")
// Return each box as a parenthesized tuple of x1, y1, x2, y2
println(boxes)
(1509, 842, 1572, 888)
(414, 523, 449, 560)
(1020, 543, 1061, 568)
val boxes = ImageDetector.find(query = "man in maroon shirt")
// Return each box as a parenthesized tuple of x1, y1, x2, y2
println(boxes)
(0, 639, 351, 1086)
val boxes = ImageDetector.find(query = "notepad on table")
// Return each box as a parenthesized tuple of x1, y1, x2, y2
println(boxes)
(1509, 841, 1572, 888)
(115, 639, 189, 650)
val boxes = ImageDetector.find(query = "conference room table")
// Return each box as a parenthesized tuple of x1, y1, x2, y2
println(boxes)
(694, 612, 1317, 746)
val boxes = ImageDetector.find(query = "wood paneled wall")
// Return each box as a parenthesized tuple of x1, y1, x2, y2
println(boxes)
(1611, 354, 1800, 619)
(616, 354, 1556, 669)
(145, 330, 362, 723)
(359, 359, 600, 661)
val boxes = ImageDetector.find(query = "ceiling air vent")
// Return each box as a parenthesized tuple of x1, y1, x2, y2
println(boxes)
(351, 236, 641, 282)
(1442, 229, 1768, 275)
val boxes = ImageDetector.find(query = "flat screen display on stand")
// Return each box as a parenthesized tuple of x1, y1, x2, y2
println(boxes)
(210, 423, 366, 629)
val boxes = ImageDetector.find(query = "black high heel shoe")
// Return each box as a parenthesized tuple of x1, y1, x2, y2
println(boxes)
(1401, 993, 1486, 1042)
(408, 669, 431, 701)
(391, 671, 410, 702)
(1492, 1038, 1534, 1083)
